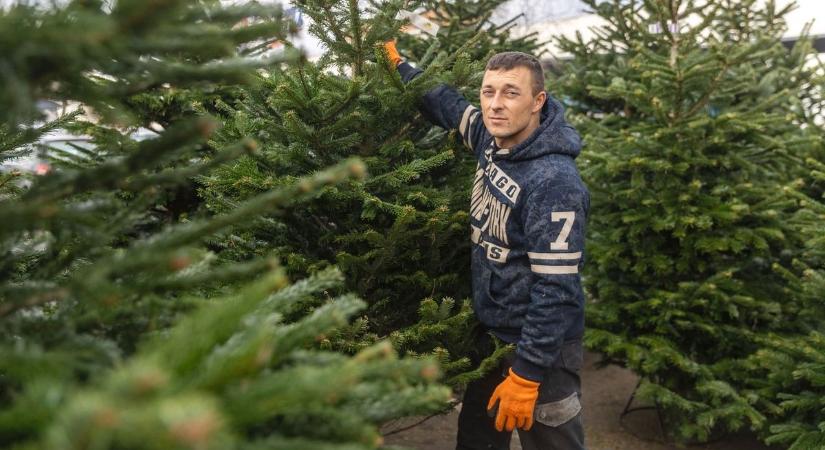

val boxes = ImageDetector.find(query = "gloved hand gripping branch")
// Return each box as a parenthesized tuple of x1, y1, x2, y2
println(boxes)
(383, 39, 403, 68)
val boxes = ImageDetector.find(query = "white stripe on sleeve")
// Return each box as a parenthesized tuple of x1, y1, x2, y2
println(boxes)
(459, 105, 479, 149)
(527, 252, 582, 261)
(531, 264, 579, 275)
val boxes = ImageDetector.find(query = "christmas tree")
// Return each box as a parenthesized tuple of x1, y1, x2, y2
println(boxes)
(196, 0, 544, 383)
(744, 199, 825, 449)
(553, 0, 822, 441)
(743, 63, 825, 449)
(0, 1, 448, 448)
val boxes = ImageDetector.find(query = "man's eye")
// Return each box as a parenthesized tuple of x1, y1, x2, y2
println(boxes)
(506, 90, 518, 96)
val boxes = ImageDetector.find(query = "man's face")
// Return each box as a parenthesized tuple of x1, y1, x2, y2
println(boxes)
(479, 66, 546, 149)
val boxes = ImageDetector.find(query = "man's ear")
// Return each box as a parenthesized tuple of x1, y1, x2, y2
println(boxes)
(533, 91, 547, 113)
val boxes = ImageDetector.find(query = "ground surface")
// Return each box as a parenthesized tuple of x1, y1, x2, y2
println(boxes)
(382, 352, 781, 450)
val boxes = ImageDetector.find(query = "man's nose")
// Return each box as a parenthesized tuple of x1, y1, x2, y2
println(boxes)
(489, 92, 504, 110)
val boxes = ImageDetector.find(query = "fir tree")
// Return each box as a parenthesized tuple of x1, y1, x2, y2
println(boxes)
(0, 0, 294, 354)
(744, 195, 825, 449)
(553, 0, 822, 441)
(0, 1, 448, 448)
(758, 331, 825, 450)
(196, 0, 542, 383)
(742, 66, 825, 449)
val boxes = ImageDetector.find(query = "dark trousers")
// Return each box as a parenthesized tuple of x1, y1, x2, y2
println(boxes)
(456, 333, 586, 450)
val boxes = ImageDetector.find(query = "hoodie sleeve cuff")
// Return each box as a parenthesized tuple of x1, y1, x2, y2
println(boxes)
(397, 61, 423, 83)
(511, 356, 545, 383)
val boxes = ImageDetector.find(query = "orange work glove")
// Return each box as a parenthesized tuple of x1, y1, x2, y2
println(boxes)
(486, 368, 540, 432)
(383, 39, 403, 68)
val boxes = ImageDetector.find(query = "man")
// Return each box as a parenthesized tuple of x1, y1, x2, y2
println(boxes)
(384, 41, 589, 450)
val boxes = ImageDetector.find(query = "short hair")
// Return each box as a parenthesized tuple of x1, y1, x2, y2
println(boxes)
(485, 52, 545, 96)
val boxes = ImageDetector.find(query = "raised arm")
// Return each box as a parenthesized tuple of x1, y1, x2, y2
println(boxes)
(384, 40, 488, 153)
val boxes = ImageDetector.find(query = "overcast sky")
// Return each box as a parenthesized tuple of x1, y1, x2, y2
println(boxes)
(493, 0, 588, 26)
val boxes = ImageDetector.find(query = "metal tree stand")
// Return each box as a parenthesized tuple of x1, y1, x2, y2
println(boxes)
(619, 379, 671, 444)
(619, 379, 728, 447)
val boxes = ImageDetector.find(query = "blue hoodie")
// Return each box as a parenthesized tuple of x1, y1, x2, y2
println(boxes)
(398, 62, 589, 382)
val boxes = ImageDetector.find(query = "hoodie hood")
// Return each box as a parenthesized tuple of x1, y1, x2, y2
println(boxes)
(495, 95, 582, 162)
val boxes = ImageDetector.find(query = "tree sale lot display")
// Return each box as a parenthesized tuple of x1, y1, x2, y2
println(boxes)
(2, 0, 824, 449)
